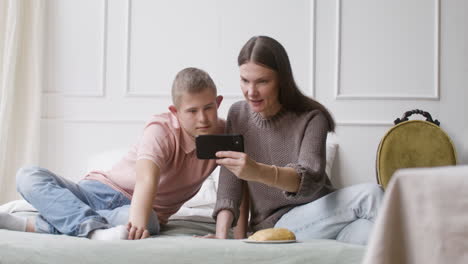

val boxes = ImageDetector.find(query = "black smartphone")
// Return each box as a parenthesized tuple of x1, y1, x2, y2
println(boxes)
(195, 134, 244, 159)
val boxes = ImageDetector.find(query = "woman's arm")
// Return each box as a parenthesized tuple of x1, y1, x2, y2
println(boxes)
(259, 163, 300, 192)
(128, 159, 160, 240)
(216, 111, 329, 194)
(215, 151, 300, 192)
(214, 210, 234, 239)
(198, 209, 234, 239)
(233, 182, 249, 239)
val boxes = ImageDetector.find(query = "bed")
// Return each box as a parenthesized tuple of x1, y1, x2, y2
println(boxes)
(0, 183, 365, 264)
(0, 218, 365, 264)
(0, 136, 367, 264)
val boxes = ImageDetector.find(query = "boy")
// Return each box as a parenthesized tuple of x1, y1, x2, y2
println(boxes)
(0, 67, 224, 240)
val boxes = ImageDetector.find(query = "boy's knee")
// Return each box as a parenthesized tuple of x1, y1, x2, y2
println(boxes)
(16, 166, 45, 195)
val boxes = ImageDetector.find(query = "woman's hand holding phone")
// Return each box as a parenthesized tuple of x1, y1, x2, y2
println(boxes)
(215, 151, 262, 182)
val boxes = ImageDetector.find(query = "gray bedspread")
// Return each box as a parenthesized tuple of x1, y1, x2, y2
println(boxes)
(0, 220, 365, 264)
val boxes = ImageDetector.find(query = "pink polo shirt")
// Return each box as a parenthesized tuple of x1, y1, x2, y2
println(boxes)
(84, 112, 225, 224)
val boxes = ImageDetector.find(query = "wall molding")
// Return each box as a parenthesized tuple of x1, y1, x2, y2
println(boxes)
(334, 0, 440, 100)
(336, 120, 394, 127)
(63, 0, 108, 97)
(309, 0, 316, 98)
(42, 91, 62, 95)
(124, 0, 168, 97)
(42, 118, 145, 124)
(43, 119, 394, 127)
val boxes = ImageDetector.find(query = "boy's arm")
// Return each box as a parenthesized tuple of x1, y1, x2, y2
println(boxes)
(233, 182, 249, 239)
(128, 159, 160, 240)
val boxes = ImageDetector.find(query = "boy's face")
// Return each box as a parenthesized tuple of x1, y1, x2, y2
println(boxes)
(169, 88, 223, 138)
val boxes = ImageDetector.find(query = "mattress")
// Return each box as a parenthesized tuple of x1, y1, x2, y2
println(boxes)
(0, 219, 365, 264)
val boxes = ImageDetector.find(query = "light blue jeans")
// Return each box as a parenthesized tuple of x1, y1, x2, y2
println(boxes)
(16, 166, 160, 237)
(274, 183, 383, 245)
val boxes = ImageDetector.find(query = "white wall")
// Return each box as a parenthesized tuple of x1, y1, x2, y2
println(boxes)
(41, 0, 468, 185)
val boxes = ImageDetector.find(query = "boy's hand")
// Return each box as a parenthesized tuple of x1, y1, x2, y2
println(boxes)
(126, 222, 150, 240)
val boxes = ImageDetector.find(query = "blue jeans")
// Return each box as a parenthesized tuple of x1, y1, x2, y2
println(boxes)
(274, 183, 383, 245)
(16, 166, 160, 237)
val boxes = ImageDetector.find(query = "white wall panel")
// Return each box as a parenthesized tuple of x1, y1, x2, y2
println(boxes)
(315, 0, 467, 186)
(44, 0, 107, 96)
(336, 0, 439, 100)
(126, 0, 218, 97)
(40, 0, 468, 187)
(216, 0, 311, 97)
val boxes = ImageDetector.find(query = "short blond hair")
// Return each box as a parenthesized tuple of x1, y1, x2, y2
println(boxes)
(171, 67, 217, 107)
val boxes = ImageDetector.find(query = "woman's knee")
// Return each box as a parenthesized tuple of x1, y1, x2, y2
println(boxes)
(355, 183, 384, 219)
(336, 219, 373, 245)
(370, 183, 384, 202)
(357, 183, 384, 201)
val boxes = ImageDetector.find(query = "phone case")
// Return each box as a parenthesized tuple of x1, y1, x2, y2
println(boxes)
(195, 135, 244, 159)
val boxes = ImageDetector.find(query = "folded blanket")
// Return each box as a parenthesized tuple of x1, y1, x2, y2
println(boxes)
(363, 166, 468, 264)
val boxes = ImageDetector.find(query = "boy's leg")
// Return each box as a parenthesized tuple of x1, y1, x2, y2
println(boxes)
(78, 180, 160, 236)
(96, 205, 160, 236)
(274, 183, 384, 244)
(16, 166, 111, 236)
(88, 205, 160, 240)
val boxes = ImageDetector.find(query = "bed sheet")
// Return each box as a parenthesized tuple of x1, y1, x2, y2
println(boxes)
(0, 219, 365, 264)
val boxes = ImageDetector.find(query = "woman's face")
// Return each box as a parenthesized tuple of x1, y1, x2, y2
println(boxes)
(239, 62, 281, 118)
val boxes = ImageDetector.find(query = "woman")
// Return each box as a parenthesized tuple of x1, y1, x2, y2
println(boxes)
(208, 36, 383, 245)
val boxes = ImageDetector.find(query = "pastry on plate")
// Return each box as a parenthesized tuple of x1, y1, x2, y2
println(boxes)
(248, 228, 296, 241)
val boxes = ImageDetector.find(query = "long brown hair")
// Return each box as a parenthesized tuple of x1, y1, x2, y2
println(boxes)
(238, 36, 335, 132)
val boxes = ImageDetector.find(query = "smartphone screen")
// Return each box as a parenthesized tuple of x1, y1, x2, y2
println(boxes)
(195, 134, 244, 159)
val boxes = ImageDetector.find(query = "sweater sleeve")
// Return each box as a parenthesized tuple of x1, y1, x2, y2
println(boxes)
(212, 166, 244, 226)
(212, 106, 245, 226)
(283, 111, 330, 200)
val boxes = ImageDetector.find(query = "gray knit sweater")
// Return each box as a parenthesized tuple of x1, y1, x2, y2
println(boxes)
(213, 101, 335, 231)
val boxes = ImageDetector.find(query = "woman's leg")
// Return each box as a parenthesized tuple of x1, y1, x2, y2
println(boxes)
(336, 218, 373, 245)
(274, 183, 384, 244)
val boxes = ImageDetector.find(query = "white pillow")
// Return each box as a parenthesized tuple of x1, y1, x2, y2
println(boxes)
(181, 173, 217, 208)
(85, 148, 129, 173)
(326, 133, 339, 179)
(210, 166, 221, 192)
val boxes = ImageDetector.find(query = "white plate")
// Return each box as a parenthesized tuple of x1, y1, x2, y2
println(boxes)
(242, 239, 297, 244)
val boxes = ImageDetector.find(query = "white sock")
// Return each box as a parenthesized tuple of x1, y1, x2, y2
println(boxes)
(88, 225, 128, 241)
(0, 212, 27, 232)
